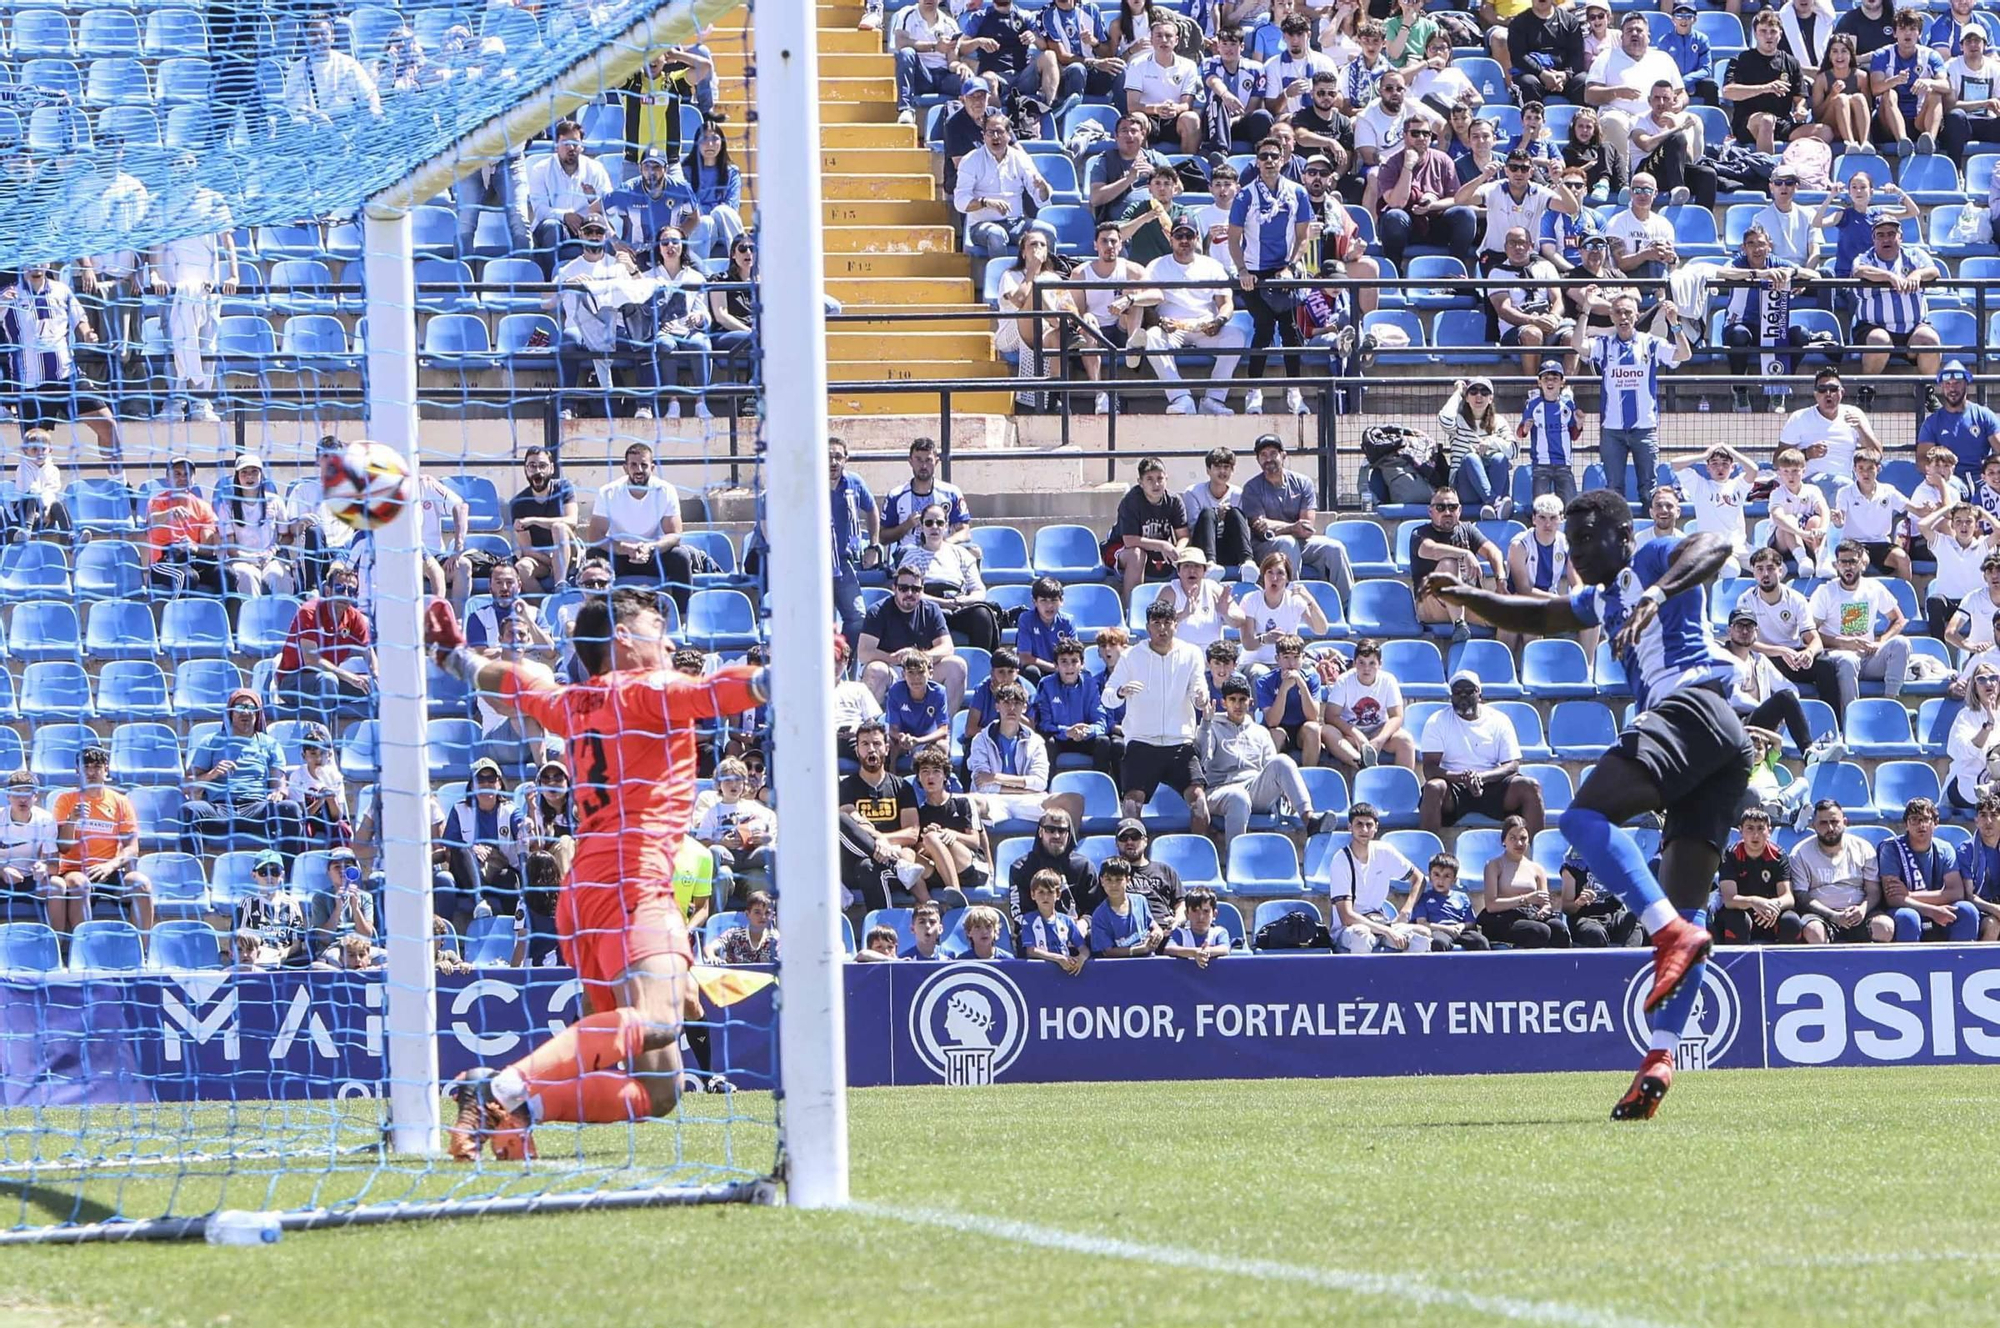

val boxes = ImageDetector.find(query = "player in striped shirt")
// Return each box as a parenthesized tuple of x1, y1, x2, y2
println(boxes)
(1568, 291, 1690, 507)
(1424, 490, 1746, 1121)
(1517, 358, 1582, 502)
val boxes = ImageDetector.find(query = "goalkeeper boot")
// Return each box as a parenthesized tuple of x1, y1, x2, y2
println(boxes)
(446, 1068, 536, 1163)
(1643, 917, 1711, 1014)
(1610, 1050, 1674, 1121)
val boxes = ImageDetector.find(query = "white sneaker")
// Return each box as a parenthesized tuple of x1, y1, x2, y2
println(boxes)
(1093, 391, 1110, 414)
(1165, 396, 1196, 415)
(695, 401, 714, 420)
(1805, 735, 1847, 767)
(153, 400, 186, 422)
(667, 400, 683, 419)
(1286, 387, 1306, 415)
(1123, 328, 1145, 371)
(191, 400, 219, 422)
(1244, 390, 1264, 415)
(1198, 396, 1233, 415)
(1666, 186, 1690, 206)
(634, 405, 654, 420)
(896, 107, 915, 125)
(894, 861, 927, 890)
(559, 408, 577, 420)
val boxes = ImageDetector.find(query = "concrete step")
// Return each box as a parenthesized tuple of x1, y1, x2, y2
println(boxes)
(824, 199, 951, 225)
(828, 389, 1016, 414)
(816, 101, 901, 123)
(823, 250, 966, 278)
(825, 275, 976, 303)
(822, 122, 923, 148)
(819, 76, 897, 102)
(830, 358, 1009, 381)
(836, 306, 994, 333)
(709, 49, 887, 77)
(828, 329, 994, 360)
(820, 146, 935, 174)
(817, 174, 937, 200)
(824, 223, 957, 253)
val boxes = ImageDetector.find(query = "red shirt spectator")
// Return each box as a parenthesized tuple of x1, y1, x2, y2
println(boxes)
(276, 568, 374, 679)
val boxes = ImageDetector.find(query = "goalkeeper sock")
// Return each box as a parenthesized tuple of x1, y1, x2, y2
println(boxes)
(494, 1010, 651, 1112)
(531, 1072, 652, 1125)
(685, 1023, 712, 1074)
(1558, 806, 1676, 934)
(1648, 907, 1709, 1056)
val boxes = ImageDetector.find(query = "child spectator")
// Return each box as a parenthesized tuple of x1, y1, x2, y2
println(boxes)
(236, 848, 310, 967)
(902, 899, 946, 960)
(1032, 637, 1115, 772)
(956, 904, 1005, 961)
(1016, 576, 1079, 679)
(1767, 445, 1835, 578)
(856, 924, 902, 962)
(1205, 639, 1243, 710)
(9, 428, 68, 538)
(696, 756, 777, 895)
(963, 646, 1022, 755)
(884, 649, 951, 762)
(714, 890, 780, 963)
(1405, 853, 1489, 950)
(1018, 869, 1088, 974)
(288, 722, 349, 850)
(1164, 886, 1232, 965)
(1089, 857, 1162, 956)
(1095, 626, 1132, 731)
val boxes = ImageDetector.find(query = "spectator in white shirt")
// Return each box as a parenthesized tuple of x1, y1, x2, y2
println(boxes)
(1675, 443, 1762, 576)
(1830, 447, 1912, 578)
(953, 112, 1056, 256)
(585, 441, 698, 607)
(527, 119, 616, 277)
(1143, 221, 1248, 415)
(1780, 367, 1878, 479)
(1586, 12, 1692, 160)
(1807, 538, 1911, 701)
(1103, 600, 1212, 834)
(283, 18, 382, 126)
(1319, 639, 1419, 774)
(1419, 672, 1544, 834)
(1767, 445, 1836, 578)
(1325, 802, 1429, 953)
(1124, 22, 1203, 153)
(8, 428, 68, 540)
(215, 453, 296, 600)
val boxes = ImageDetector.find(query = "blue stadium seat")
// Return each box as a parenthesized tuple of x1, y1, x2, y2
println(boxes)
(339, 718, 381, 782)
(684, 589, 760, 651)
(97, 661, 172, 722)
(20, 59, 82, 106)
(1871, 760, 1941, 820)
(0, 922, 61, 973)
(1064, 583, 1124, 642)
(84, 599, 158, 662)
(1211, 901, 1248, 950)
(1139, 784, 1196, 833)
(1380, 830, 1443, 879)
(73, 540, 142, 600)
(1353, 766, 1421, 829)
(150, 920, 223, 970)
(413, 258, 479, 315)
(1225, 832, 1304, 895)
(1453, 827, 1504, 881)
(17, 661, 90, 723)
(1785, 699, 1840, 757)
(163, 104, 213, 151)
(139, 852, 208, 920)
(159, 598, 233, 658)
(1661, 205, 1723, 259)
(13, 10, 74, 57)
(1347, 580, 1422, 638)
(427, 718, 482, 783)
(9, 602, 78, 665)
(234, 594, 300, 656)
(1969, 153, 2000, 197)
(1491, 701, 1550, 762)
(65, 480, 139, 536)
(1152, 833, 1224, 891)
(991, 835, 1035, 890)
(1037, 203, 1095, 255)
(496, 313, 558, 364)
(83, 56, 149, 106)
(1296, 580, 1348, 639)
(129, 785, 184, 853)
(422, 312, 495, 367)
(1404, 255, 1476, 310)
(27, 103, 86, 153)
(1250, 899, 1322, 950)
(1359, 310, 1430, 365)
(464, 912, 518, 966)
(1843, 697, 1919, 758)
(1323, 521, 1397, 579)
(1458, 56, 1507, 103)
(0, 669, 19, 722)
(111, 722, 183, 786)
(478, 257, 550, 314)
(143, 7, 207, 56)
(1032, 524, 1107, 582)
(1532, 828, 1569, 878)
(1593, 642, 1630, 697)
(1550, 700, 1618, 760)
(1030, 151, 1082, 201)
(863, 907, 917, 955)
(441, 474, 504, 533)
(1898, 152, 1963, 204)
(280, 314, 357, 371)
(28, 723, 91, 787)
(1430, 310, 1503, 364)
(1475, 104, 1521, 141)
(1932, 205, 1999, 260)
(95, 104, 158, 145)
(1917, 696, 1960, 754)
(969, 526, 1033, 585)
(1298, 767, 1348, 828)
(1520, 638, 1593, 698)
(1695, 9, 1744, 50)
(266, 258, 343, 316)
(69, 919, 144, 973)
(1522, 763, 1573, 813)
(1379, 638, 1445, 698)
(169, 659, 243, 722)
(1051, 769, 1120, 834)
(1445, 639, 1522, 699)
(1801, 759, 1872, 817)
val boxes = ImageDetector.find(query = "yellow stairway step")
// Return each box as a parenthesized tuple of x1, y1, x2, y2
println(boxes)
(709, 50, 887, 77)
(836, 307, 994, 333)
(828, 389, 1017, 415)
(824, 199, 950, 225)
(824, 251, 967, 277)
(817, 101, 901, 124)
(824, 223, 957, 253)
(823, 122, 922, 148)
(826, 276, 975, 303)
(828, 330, 995, 360)
(819, 147, 936, 173)
(818, 174, 936, 200)
(819, 76, 897, 102)
(830, 359, 1009, 382)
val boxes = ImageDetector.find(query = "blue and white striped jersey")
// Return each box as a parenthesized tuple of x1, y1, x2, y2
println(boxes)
(1583, 331, 1679, 431)
(1569, 536, 1733, 713)
(1520, 390, 1579, 466)
(1853, 245, 1935, 335)
(1228, 174, 1312, 273)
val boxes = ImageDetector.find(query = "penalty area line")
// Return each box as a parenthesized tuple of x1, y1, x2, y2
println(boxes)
(848, 1202, 1682, 1328)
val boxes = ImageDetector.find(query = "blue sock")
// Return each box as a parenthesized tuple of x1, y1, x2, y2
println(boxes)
(1559, 806, 1669, 925)
(1648, 906, 1708, 1055)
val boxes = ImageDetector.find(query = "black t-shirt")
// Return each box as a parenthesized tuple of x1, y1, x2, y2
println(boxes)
(1125, 859, 1184, 926)
(1835, 4, 1895, 56)
(1508, 6, 1585, 75)
(916, 791, 978, 836)
(862, 595, 949, 652)
(1728, 48, 1804, 125)
(839, 770, 916, 837)
(1409, 520, 1481, 588)
(1115, 485, 1189, 544)
(1008, 844, 1098, 921)
(1720, 843, 1791, 900)
(965, 7, 1036, 74)
(509, 479, 574, 551)
(1291, 105, 1354, 154)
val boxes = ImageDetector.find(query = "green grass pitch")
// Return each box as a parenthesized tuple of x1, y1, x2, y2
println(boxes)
(6, 1066, 2000, 1327)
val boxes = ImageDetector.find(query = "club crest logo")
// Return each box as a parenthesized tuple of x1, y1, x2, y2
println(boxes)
(908, 965, 1029, 1086)
(1622, 960, 1741, 1071)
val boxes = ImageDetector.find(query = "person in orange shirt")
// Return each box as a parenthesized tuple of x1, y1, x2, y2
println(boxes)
(145, 454, 223, 596)
(48, 747, 152, 941)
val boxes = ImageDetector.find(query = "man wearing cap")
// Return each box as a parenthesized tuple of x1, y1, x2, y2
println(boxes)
(1586, 11, 1694, 162)
(1108, 818, 1183, 934)
(602, 146, 697, 256)
(1143, 219, 1249, 416)
(1852, 211, 1942, 380)
(181, 687, 303, 859)
(1922, 361, 2000, 488)
(1197, 672, 1333, 851)
(548, 213, 649, 419)
(1228, 132, 1314, 416)
(891, 0, 965, 125)
(1104, 599, 1211, 835)
(1418, 672, 1544, 835)
(439, 757, 528, 932)
(526, 117, 614, 277)
(942, 80, 994, 185)
(49, 747, 151, 944)
(143, 454, 223, 597)
(1657, 4, 1716, 104)
(1943, 24, 2000, 160)
(237, 848, 310, 967)
(1241, 433, 1353, 599)
(213, 452, 297, 601)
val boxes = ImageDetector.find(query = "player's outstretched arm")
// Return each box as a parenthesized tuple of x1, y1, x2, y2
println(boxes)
(1420, 572, 1585, 637)
(425, 601, 556, 716)
(1649, 531, 1733, 599)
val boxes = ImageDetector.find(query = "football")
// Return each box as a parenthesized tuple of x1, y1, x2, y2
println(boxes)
(320, 440, 416, 531)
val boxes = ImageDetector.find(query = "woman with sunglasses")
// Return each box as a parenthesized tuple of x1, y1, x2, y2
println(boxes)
(1436, 376, 1515, 520)
(678, 119, 745, 260)
(1948, 663, 2000, 813)
(638, 228, 713, 421)
(896, 500, 999, 652)
(706, 236, 756, 399)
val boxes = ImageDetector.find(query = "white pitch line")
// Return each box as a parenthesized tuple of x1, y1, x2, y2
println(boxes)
(849, 1202, 1683, 1328)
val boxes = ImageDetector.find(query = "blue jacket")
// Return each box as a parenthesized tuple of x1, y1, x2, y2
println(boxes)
(1031, 673, 1105, 738)
(1655, 29, 1712, 83)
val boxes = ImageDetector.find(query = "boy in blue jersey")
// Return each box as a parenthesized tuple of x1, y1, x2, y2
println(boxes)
(901, 899, 947, 960)
(1517, 359, 1583, 503)
(1017, 576, 1079, 679)
(1425, 489, 1748, 1121)
(885, 650, 952, 762)
(1090, 857, 1165, 955)
(1020, 869, 1089, 973)
(1405, 852, 1489, 951)
(1164, 887, 1233, 965)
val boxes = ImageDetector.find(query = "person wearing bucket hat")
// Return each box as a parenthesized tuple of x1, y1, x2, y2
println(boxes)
(181, 688, 305, 861)
(288, 721, 349, 850)
(1920, 359, 2000, 489)
(438, 757, 528, 933)
(1152, 545, 1233, 650)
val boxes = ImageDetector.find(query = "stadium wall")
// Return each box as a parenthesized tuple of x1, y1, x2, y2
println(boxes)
(9, 947, 2000, 1103)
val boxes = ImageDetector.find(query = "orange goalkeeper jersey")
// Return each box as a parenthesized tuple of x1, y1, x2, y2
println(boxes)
(504, 664, 763, 892)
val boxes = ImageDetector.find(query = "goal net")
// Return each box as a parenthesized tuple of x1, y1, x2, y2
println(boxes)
(0, 0, 845, 1243)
